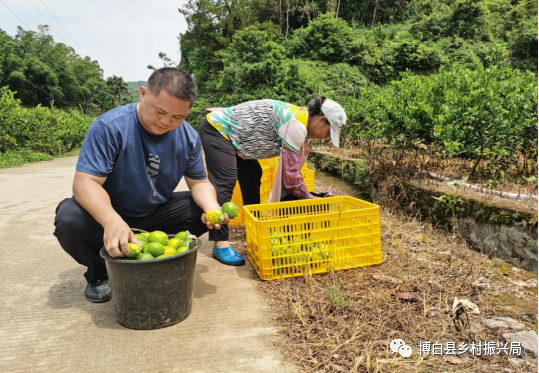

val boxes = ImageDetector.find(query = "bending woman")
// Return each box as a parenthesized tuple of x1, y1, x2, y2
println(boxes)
(199, 96, 346, 266)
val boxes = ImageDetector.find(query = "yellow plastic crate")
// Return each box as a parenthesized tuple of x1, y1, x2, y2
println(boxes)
(228, 182, 245, 227)
(243, 196, 382, 280)
(260, 157, 312, 182)
(228, 160, 274, 226)
(302, 168, 315, 191)
(228, 158, 315, 226)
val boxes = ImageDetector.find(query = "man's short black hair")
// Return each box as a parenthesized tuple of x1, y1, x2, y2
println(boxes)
(147, 68, 197, 107)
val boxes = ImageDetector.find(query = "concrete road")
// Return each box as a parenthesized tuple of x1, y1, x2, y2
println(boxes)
(0, 157, 291, 373)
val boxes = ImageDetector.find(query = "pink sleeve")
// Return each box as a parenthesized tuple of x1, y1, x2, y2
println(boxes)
(281, 149, 311, 199)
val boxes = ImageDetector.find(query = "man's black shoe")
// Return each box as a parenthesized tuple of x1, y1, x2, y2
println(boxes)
(84, 278, 112, 303)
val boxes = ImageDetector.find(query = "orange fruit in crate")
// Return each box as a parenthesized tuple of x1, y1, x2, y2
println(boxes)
(221, 202, 238, 219)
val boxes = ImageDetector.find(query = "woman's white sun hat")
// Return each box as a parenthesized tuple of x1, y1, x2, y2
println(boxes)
(321, 99, 347, 147)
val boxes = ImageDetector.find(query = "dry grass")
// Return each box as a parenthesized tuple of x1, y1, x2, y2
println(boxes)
(314, 145, 538, 200)
(312, 146, 538, 213)
(229, 187, 538, 373)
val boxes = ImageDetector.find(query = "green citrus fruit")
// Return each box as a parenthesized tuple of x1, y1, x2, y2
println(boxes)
(138, 253, 154, 260)
(156, 255, 168, 259)
(148, 231, 168, 245)
(136, 252, 144, 260)
(206, 209, 224, 225)
(221, 202, 238, 219)
(176, 246, 189, 254)
(166, 237, 183, 250)
(164, 246, 176, 256)
(144, 242, 165, 257)
(125, 243, 142, 259)
(139, 241, 148, 250)
(175, 231, 188, 241)
(135, 233, 148, 243)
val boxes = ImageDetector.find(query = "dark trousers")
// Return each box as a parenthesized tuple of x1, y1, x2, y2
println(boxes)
(199, 118, 262, 242)
(54, 192, 208, 283)
(281, 194, 299, 202)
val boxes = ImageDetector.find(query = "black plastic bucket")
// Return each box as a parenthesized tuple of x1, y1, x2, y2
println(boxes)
(99, 237, 201, 330)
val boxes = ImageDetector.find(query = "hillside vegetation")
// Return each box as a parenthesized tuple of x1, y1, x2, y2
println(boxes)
(178, 0, 537, 179)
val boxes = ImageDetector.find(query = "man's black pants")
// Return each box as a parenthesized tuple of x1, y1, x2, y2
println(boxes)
(199, 117, 262, 242)
(54, 192, 209, 283)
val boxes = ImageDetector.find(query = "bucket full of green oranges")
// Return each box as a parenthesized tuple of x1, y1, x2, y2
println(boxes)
(100, 229, 201, 330)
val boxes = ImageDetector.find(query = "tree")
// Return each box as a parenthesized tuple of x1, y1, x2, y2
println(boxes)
(106, 75, 129, 107)
(286, 13, 355, 62)
(0, 25, 128, 113)
(147, 52, 178, 71)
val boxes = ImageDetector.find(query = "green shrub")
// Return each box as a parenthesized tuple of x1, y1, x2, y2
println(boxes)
(0, 86, 93, 166)
(286, 14, 355, 63)
(342, 64, 538, 171)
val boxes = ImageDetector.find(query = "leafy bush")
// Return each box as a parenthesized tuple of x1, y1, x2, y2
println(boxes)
(410, 0, 490, 41)
(350, 28, 396, 83)
(504, 0, 538, 71)
(295, 60, 368, 98)
(342, 64, 538, 172)
(392, 39, 446, 72)
(432, 65, 538, 162)
(209, 25, 290, 95)
(0, 86, 93, 165)
(286, 14, 355, 63)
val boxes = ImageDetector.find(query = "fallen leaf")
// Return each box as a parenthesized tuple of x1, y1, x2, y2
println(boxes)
(395, 292, 425, 302)
(444, 356, 463, 365)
